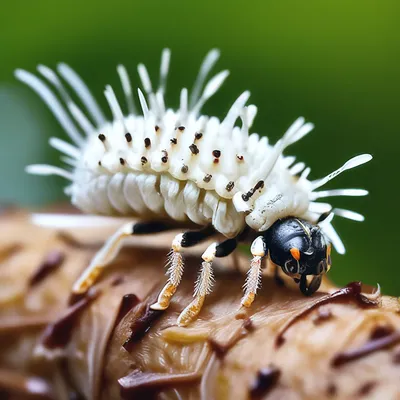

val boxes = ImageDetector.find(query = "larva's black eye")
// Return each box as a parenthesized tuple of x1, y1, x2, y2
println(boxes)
(284, 259, 299, 275)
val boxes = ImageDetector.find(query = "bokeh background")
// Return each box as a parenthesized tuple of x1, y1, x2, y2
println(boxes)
(0, 1, 398, 293)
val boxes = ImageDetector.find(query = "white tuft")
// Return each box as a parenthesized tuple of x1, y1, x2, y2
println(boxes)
(49, 137, 80, 159)
(104, 85, 125, 122)
(117, 64, 136, 114)
(15, 69, 84, 146)
(137, 63, 153, 94)
(221, 91, 251, 133)
(57, 63, 106, 126)
(159, 48, 171, 94)
(137, 88, 149, 119)
(311, 188, 368, 200)
(333, 208, 365, 222)
(179, 88, 188, 121)
(300, 167, 311, 180)
(290, 162, 306, 176)
(320, 222, 346, 254)
(190, 48, 220, 108)
(312, 154, 372, 190)
(191, 70, 230, 116)
(26, 164, 73, 180)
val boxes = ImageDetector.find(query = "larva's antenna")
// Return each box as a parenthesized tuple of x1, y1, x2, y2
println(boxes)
(311, 154, 372, 191)
(190, 49, 220, 109)
(117, 65, 137, 115)
(159, 48, 171, 95)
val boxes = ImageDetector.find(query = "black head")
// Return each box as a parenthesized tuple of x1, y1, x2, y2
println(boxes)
(266, 217, 332, 280)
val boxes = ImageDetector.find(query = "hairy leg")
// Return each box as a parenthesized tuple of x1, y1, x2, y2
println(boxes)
(241, 236, 267, 308)
(150, 225, 215, 311)
(177, 238, 238, 326)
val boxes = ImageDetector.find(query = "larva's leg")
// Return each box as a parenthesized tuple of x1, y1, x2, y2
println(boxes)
(72, 221, 173, 295)
(177, 238, 238, 326)
(299, 273, 322, 296)
(150, 226, 215, 311)
(241, 236, 267, 308)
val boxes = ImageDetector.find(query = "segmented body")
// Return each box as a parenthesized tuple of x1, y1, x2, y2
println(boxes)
(16, 49, 372, 327)
(17, 48, 370, 251)
(70, 114, 311, 238)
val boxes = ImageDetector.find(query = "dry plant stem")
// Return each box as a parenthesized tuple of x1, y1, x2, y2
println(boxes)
(0, 209, 400, 399)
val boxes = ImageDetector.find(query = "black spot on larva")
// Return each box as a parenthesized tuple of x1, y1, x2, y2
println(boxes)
(237, 154, 244, 161)
(161, 150, 168, 163)
(254, 180, 265, 191)
(194, 132, 203, 140)
(226, 181, 235, 192)
(212, 150, 221, 158)
(203, 174, 212, 183)
(119, 158, 125, 165)
(98, 134, 106, 142)
(98, 161, 102, 166)
(144, 138, 151, 148)
(189, 144, 199, 155)
(141, 156, 147, 165)
(170, 138, 177, 145)
(125, 132, 132, 142)
(181, 165, 188, 173)
(155, 125, 160, 132)
(178, 126, 185, 131)
(242, 180, 265, 202)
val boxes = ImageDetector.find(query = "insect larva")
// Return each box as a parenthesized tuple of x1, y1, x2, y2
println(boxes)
(16, 49, 372, 326)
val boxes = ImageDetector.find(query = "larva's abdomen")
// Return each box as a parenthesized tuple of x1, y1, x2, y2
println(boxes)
(70, 171, 246, 238)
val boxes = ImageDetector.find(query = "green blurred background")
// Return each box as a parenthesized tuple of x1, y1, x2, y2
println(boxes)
(0, 1, 398, 293)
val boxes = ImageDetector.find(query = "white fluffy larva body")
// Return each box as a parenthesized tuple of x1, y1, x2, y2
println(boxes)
(17, 49, 372, 326)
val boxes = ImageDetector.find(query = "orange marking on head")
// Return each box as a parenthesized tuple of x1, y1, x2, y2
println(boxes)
(327, 244, 332, 265)
(290, 248, 301, 261)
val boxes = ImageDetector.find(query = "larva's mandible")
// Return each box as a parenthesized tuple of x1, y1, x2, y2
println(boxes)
(17, 49, 371, 325)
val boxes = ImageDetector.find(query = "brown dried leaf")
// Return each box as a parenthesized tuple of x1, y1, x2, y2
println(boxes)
(0, 210, 400, 399)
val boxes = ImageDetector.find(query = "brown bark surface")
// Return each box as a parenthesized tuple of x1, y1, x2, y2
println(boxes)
(0, 208, 400, 399)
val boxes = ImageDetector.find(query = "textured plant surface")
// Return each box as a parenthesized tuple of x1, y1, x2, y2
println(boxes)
(1, 207, 400, 399)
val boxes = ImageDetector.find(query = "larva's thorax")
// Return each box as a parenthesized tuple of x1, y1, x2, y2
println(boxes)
(69, 111, 311, 238)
